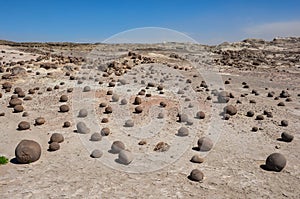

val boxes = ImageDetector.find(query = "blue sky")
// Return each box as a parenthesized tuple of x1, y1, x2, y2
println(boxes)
(0, 0, 299, 44)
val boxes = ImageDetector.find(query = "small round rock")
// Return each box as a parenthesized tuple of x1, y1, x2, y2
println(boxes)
(50, 133, 64, 143)
(265, 153, 287, 172)
(49, 142, 60, 151)
(125, 120, 134, 127)
(177, 127, 189, 136)
(197, 137, 213, 151)
(191, 155, 204, 163)
(111, 141, 125, 153)
(118, 150, 133, 165)
(281, 132, 293, 142)
(59, 104, 69, 112)
(78, 109, 88, 117)
(76, 122, 90, 134)
(90, 149, 103, 158)
(18, 121, 30, 130)
(90, 133, 102, 141)
(35, 117, 45, 125)
(189, 169, 204, 182)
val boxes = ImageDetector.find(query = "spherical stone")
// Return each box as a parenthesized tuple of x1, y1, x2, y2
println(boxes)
(281, 120, 288, 127)
(177, 127, 189, 136)
(35, 117, 45, 125)
(256, 115, 264, 120)
(63, 121, 71, 128)
(17, 91, 25, 98)
(217, 91, 230, 103)
(22, 112, 29, 117)
(76, 122, 90, 134)
(9, 98, 22, 107)
(197, 137, 213, 151)
(120, 98, 128, 105)
(14, 105, 24, 112)
(277, 102, 285, 106)
(191, 155, 204, 163)
(105, 106, 112, 114)
(111, 141, 125, 153)
(111, 94, 119, 102)
(50, 133, 64, 143)
(90, 133, 102, 141)
(59, 104, 69, 112)
(158, 112, 164, 119)
(118, 150, 133, 165)
(18, 121, 30, 130)
(99, 102, 107, 107)
(49, 142, 60, 151)
(15, 140, 41, 164)
(186, 119, 193, 125)
(189, 169, 204, 182)
(265, 153, 287, 172)
(160, 101, 167, 107)
(179, 113, 188, 123)
(247, 111, 254, 117)
(135, 106, 143, 113)
(60, 95, 68, 102)
(224, 105, 237, 116)
(196, 111, 205, 119)
(78, 109, 88, 117)
(101, 118, 109, 123)
(83, 86, 91, 92)
(252, 127, 258, 132)
(281, 132, 294, 142)
(134, 97, 142, 105)
(101, 127, 110, 136)
(125, 120, 134, 127)
(91, 149, 103, 158)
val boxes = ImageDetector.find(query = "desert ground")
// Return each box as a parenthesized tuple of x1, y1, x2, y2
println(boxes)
(0, 38, 299, 198)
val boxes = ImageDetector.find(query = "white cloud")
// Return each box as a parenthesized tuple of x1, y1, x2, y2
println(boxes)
(244, 21, 300, 40)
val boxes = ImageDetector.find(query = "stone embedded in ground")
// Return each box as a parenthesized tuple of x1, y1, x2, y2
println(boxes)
(101, 127, 110, 136)
(78, 109, 88, 117)
(90, 133, 102, 141)
(277, 102, 285, 106)
(101, 118, 109, 123)
(59, 104, 70, 112)
(189, 169, 204, 182)
(218, 91, 230, 103)
(154, 142, 170, 152)
(265, 153, 287, 172)
(135, 106, 143, 113)
(111, 141, 125, 153)
(177, 127, 189, 136)
(197, 137, 213, 151)
(111, 94, 119, 102)
(63, 121, 71, 128)
(191, 155, 204, 163)
(15, 139, 41, 164)
(118, 150, 133, 165)
(83, 86, 91, 92)
(14, 105, 24, 112)
(60, 95, 68, 102)
(76, 122, 90, 134)
(252, 127, 258, 132)
(256, 115, 264, 120)
(120, 98, 128, 105)
(196, 111, 205, 119)
(281, 120, 288, 127)
(247, 111, 254, 117)
(125, 120, 134, 127)
(91, 149, 103, 158)
(9, 98, 22, 107)
(138, 140, 147, 145)
(158, 112, 164, 119)
(224, 105, 237, 115)
(281, 132, 294, 142)
(35, 117, 45, 125)
(134, 96, 142, 105)
(105, 106, 113, 114)
(179, 113, 188, 123)
(49, 142, 60, 151)
(99, 102, 107, 107)
(18, 121, 30, 130)
(50, 133, 64, 143)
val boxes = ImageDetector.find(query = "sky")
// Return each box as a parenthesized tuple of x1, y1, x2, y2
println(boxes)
(0, 0, 299, 45)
